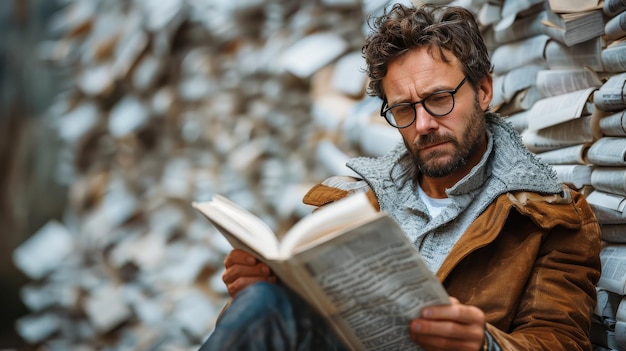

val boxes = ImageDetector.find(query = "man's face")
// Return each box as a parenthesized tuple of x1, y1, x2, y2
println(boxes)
(382, 47, 492, 179)
(407, 95, 485, 178)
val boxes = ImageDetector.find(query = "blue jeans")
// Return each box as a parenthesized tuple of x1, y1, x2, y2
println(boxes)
(199, 282, 349, 351)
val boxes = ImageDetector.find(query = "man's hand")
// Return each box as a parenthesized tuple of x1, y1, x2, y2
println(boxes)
(410, 297, 486, 351)
(222, 249, 277, 297)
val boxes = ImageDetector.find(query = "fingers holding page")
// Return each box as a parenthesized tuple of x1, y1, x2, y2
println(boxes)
(222, 249, 276, 297)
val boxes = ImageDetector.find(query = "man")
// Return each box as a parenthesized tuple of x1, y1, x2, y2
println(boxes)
(200, 3, 601, 351)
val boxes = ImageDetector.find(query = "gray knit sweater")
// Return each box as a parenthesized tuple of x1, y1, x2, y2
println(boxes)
(346, 113, 563, 273)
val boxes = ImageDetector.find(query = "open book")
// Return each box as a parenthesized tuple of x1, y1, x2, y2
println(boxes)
(193, 192, 449, 350)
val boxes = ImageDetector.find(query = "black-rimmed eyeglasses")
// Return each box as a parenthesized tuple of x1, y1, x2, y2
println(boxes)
(380, 76, 468, 129)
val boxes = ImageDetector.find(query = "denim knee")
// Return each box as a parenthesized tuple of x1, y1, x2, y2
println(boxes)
(225, 282, 294, 322)
(199, 282, 347, 351)
(199, 282, 298, 350)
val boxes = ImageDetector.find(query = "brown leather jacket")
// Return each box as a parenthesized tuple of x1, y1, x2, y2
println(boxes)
(303, 182, 601, 351)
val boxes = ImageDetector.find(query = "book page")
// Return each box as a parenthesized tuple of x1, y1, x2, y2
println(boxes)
(604, 0, 626, 17)
(279, 192, 379, 258)
(587, 137, 626, 166)
(491, 34, 549, 75)
(478, 2, 502, 26)
(587, 190, 626, 212)
(193, 193, 379, 261)
(502, 0, 543, 18)
(495, 65, 545, 104)
(503, 110, 530, 133)
(545, 37, 603, 71)
(602, 39, 626, 73)
(527, 87, 596, 130)
(548, 0, 602, 13)
(497, 87, 543, 116)
(551, 164, 592, 189)
(534, 144, 590, 164)
(615, 298, 626, 349)
(541, 9, 604, 46)
(594, 73, 626, 111)
(587, 191, 626, 224)
(591, 167, 626, 194)
(493, 10, 546, 44)
(192, 196, 280, 259)
(522, 115, 595, 152)
(602, 224, 626, 244)
(605, 11, 626, 41)
(536, 68, 603, 97)
(286, 215, 449, 351)
(600, 111, 626, 136)
(599, 244, 626, 295)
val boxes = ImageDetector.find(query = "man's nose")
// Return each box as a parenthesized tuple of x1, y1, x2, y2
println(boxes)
(412, 104, 439, 134)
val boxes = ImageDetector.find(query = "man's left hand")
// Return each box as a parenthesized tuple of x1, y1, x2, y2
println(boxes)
(410, 297, 486, 351)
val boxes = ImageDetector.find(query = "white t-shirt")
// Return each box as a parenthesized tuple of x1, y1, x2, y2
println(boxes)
(417, 184, 452, 218)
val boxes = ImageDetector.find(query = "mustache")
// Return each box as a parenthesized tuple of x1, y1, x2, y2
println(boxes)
(414, 133, 456, 149)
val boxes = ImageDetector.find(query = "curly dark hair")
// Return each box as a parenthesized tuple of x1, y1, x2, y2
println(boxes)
(362, 3, 491, 100)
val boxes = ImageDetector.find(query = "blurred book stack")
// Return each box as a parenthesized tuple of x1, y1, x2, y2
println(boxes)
(8, 0, 410, 349)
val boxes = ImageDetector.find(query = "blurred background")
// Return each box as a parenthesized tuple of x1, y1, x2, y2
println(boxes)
(1, 0, 382, 349)
(3, 0, 626, 350)
(1, 0, 68, 348)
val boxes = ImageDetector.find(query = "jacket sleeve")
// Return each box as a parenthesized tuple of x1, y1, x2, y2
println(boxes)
(302, 176, 379, 210)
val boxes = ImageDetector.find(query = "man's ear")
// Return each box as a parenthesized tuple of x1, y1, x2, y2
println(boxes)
(478, 73, 493, 112)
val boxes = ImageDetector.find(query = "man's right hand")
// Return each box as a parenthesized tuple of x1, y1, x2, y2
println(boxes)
(222, 249, 277, 297)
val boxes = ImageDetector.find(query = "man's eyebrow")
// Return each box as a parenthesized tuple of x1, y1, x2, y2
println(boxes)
(422, 83, 458, 95)
(388, 84, 455, 105)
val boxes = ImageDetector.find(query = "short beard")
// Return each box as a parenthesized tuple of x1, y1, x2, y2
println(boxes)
(406, 98, 486, 178)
